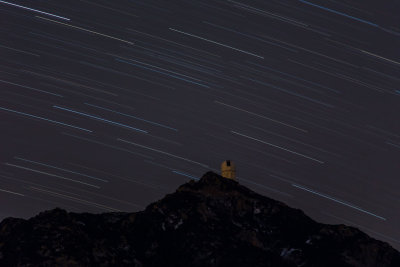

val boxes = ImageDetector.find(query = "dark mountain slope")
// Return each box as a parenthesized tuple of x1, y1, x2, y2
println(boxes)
(0, 171, 399, 266)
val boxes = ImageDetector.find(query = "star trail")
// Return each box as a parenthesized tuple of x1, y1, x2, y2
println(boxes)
(1, 0, 400, 249)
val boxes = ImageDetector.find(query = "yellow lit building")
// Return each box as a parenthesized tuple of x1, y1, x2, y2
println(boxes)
(221, 160, 236, 180)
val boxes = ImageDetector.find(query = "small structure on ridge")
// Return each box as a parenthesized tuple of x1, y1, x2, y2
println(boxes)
(221, 160, 236, 180)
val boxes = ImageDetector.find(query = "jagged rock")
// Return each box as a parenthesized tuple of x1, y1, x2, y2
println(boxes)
(0, 171, 398, 266)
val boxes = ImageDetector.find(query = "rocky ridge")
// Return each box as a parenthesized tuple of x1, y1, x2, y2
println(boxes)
(0, 171, 399, 266)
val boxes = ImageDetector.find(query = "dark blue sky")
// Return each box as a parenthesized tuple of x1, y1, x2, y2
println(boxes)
(1, 0, 400, 249)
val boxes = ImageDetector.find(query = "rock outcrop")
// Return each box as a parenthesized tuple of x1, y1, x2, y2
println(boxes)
(0, 171, 399, 266)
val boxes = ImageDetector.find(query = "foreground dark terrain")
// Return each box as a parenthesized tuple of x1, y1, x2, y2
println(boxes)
(0, 172, 399, 266)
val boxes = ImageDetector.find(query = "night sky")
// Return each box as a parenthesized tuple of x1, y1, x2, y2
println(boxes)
(1, 0, 400, 249)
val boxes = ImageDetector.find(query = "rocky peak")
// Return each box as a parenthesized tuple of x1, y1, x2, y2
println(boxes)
(0, 172, 399, 267)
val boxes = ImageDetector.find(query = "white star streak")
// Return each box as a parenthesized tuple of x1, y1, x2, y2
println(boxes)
(29, 187, 120, 212)
(0, 0, 70, 20)
(4, 163, 100, 189)
(360, 50, 400, 66)
(0, 188, 24, 197)
(36, 16, 134, 45)
(14, 157, 108, 182)
(292, 183, 386, 221)
(169, 28, 264, 59)
(117, 138, 209, 168)
(231, 131, 324, 163)
(53, 105, 147, 133)
(0, 106, 92, 133)
(215, 101, 307, 132)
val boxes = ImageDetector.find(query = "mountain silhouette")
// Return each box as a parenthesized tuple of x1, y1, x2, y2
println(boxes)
(0, 171, 399, 266)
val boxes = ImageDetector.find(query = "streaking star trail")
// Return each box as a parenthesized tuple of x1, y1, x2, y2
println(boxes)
(1, 0, 400, 250)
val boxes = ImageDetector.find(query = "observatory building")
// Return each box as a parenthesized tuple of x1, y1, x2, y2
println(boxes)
(221, 160, 236, 180)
